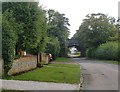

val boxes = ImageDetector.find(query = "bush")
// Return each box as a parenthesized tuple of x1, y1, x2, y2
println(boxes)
(94, 41, 118, 60)
(86, 47, 96, 58)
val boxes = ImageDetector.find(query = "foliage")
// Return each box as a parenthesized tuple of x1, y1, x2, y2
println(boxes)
(73, 13, 118, 57)
(86, 41, 119, 61)
(45, 37, 60, 59)
(86, 47, 96, 58)
(2, 10, 18, 76)
(33, 6, 47, 53)
(46, 9, 70, 57)
(2, 2, 47, 52)
(2, 2, 48, 75)
(94, 41, 119, 60)
(2, 2, 70, 76)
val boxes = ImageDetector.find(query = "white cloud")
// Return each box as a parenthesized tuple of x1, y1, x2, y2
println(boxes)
(39, 0, 119, 38)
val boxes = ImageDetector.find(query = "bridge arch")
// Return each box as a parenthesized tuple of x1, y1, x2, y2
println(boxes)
(67, 39, 85, 57)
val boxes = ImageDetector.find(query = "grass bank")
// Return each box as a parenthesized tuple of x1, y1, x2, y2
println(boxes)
(5, 63, 80, 84)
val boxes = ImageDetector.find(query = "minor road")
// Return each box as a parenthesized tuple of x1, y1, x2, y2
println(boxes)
(72, 58, 118, 90)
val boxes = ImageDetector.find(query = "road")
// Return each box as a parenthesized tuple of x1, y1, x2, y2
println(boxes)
(72, 58, 118, 90)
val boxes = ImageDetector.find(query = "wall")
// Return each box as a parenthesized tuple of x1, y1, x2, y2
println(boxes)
(8, 54, 50, 75)
(41, 53, 49, 64)
(8, 56, 37, 75)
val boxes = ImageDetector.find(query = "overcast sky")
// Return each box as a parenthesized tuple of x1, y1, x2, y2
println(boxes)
(39, 0, 119, 38)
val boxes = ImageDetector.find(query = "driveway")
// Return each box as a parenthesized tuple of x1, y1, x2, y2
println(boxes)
(72, 58, 118, 90)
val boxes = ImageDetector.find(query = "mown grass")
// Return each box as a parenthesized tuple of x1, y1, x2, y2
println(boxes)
(5, 63, 80, 84)
(53, 57, 73, 62)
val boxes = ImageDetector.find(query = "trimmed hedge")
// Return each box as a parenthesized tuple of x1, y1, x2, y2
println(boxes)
(86, 41, 119, 60)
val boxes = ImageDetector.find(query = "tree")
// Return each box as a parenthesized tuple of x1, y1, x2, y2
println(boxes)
(45, 37, 60, 59)
(2, 2, 48, 74)
(2, 2, 44, 52)
(2, 10, 18, 76)
(73, 13, 118, 57)
(75, 13, 118, 48)
(46, 9, 70, 57)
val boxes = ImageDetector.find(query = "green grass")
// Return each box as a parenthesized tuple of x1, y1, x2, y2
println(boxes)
(95, 59, 119, 65)
(1, 89, 28, 92)
(54, 57, 72, 62)
(87, 58, 119, 65)
(5, 63, 80, 84)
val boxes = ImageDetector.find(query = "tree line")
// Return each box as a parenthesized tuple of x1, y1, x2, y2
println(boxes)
(73, 13, 119, 61)
(2, 2, 70, 76)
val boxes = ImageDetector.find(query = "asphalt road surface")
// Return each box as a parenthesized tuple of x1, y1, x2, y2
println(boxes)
(72, 58, 118, 90)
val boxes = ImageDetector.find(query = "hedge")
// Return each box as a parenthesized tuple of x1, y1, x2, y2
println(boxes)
(86, 41, 119, 61)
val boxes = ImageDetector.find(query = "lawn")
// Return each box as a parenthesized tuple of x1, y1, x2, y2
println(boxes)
(53, 57, 73, 62)
(6, 63, 80, 84)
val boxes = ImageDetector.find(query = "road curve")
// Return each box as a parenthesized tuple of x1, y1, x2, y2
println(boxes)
(72, 58, 118, 90)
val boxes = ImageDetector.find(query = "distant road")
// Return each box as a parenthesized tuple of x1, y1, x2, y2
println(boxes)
(72, 58, 118, 90)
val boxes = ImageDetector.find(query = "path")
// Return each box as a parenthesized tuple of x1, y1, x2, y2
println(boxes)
(1, 79, 79, 91)
(72, 58, 118, 90)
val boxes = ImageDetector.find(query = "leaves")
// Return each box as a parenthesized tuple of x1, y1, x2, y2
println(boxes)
(2, 9, 18, 75)
(74, 13, 118, 48)
(46, 9, 70, 57)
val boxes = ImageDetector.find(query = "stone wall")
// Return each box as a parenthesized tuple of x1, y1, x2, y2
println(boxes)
(41, 53, 49, 64)
(8, 54, 50, 75)
(8, 56, 37, 75)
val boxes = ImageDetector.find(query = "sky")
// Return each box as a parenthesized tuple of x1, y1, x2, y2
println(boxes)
(39, 0, 119, 38)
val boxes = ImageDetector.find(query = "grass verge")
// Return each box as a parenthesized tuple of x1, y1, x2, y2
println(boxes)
(53, 57, 73, 62)
(2, 89, 28, 92)
(95, 59, 119, 65)
(87, 58, 119, 65)
(5, 63, 80, 84)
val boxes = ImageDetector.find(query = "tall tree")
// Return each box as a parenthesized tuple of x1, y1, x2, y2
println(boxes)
(2, 10, 18, 76)
(73, 13, 118, 56)
(2, 2, 44, 52)
(74, 13, 118, 48)
(46, 9, 70, 57)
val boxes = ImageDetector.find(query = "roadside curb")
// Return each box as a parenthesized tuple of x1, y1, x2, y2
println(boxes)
(79, 63, 83, 91)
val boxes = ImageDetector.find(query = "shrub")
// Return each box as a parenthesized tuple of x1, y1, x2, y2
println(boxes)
(94, 41, 118, 60)
(86, 47, 96, 58)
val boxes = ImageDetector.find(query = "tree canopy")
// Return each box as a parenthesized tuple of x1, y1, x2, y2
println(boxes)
(46, 9, 70, 57)
(74, 13, 118, 48)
